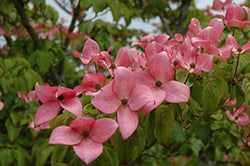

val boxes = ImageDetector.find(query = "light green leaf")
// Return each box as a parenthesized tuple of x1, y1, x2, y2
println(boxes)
(36, 50, 54, 74)
(5, 119, 22, 143)
(44, 5, 59, 23)
(51, 145, 69, 165)
(242, 78, 250, 107)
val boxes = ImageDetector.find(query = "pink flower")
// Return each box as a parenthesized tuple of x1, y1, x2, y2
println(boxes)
(219, 3, 250, 28)
(226, 35, 250, 55)
(226, 102, 250, 131)
(27, 121, 50, 131)
(223, 95, 237, 107)
(73, 38, 101, 65)
(74, 73, 106, 96)
(91, 67, 154, 139)
(0, 92, 4, 111)
(18, 90, 38, 104)
(49, 116, 118, 165)
(211, 0, 232, 12)
(34, 83, 82, 126)
(134, 53, 190, 115)
(131, 34, 169, 49)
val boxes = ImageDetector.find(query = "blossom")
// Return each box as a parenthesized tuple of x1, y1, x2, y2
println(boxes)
(134, 53, 190, 115)
(18, 90, 38, 104)
(49, 116, 118, 165)
(27, 121, 50, 131)
(226, 102, 250, 131)
(226, 35, 250, 55)
(219, 3, 250, 28)
(211, 0, 232, 12)
(34, 83, 82, 126)
(91, 67, 154, 139)
(74, 73, 107, 96)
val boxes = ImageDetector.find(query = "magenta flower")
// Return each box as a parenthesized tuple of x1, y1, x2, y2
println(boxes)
(18, 90, 38, 104)
(74, 73, 106, 96)
(34, 83, 82, 126)
(211, 0, 232, 12)
(91, 67, 154, 139)
(49, 116, 118, 165)
(134, 53, 190, 115)
(226, 35, 250, 55)
(226, 102, 250, 131)
(219, 3, 250, 28)
(131, 34, 169, 49)
(0, 92, 4, 111)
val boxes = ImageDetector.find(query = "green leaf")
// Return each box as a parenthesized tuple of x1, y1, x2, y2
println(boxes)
(44, 5, 59, 24)
(36, 50, 54, 74)
(80, 0, 92, 9)
(92, 0, 107, 13)
(15, 147, 29, 166)
(0, 148, 14, 166)
(202, 74, 228, 120)
(51, 145, 69, 165)
(109, 2, 123, 23)
(242, 78, 250, 107)
(189, 137, 204, 157)
(233, 53, 250, 76)
(52, 114, 72, 130)
(143, 111, 155, 142)
(168, 122, 186, 145)
(5, 119, 22, 143)
(24, 68, 42, 90)
(154, 105, 175, 147)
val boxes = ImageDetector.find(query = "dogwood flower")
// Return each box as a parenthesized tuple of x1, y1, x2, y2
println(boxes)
(18, 90, 38, 104)
(49, 116, 118, 165)
(211, 0, 232, 12)
(34, 83, 82, 126)
(226, 35, 250, 55)
(91, 67, 154, 139)
(226, 102, 250, 131)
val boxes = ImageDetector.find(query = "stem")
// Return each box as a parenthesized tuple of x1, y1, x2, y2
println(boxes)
(173, 69, 176, 80)
(232, 28, 235, 36)
(94, 62, 99, 73)
(184, 73, 190, 84)
(233, 53, 240, 78)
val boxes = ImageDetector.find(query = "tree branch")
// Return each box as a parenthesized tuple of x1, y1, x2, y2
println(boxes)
(158, 12, 174, 38)
(176, 0, 192, 34)
(54, 0, 71, 15)
(13, 0, 43, 49)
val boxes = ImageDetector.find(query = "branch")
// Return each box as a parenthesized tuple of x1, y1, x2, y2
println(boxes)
(13, 0, 43, 49)
(62, 1, 81, 51)
(54, 0, 71, 15)
(176, 0, 192, 34)
(158, 12, 174, 38)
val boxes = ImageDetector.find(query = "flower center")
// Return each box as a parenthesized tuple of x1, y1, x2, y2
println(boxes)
(190, 63, 196, 69)
(110, 64, 116, 70)
(173, 60, 179, 66)
(82, 131, 89, 138)
(95, 84, 101, 91)
(58, 95, 64, 101)
(121, 99, 128, 105)
(237, 47, 242, 53)
(155, 80, 162, 88)
(235, 116, 238, 120)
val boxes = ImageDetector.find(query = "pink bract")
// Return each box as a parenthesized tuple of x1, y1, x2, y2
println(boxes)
(49, 116, 118, 165)
(34, 83, 82, 126)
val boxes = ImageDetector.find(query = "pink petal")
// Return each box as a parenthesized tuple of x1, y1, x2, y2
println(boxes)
(216, 45, 233, 60)
(114, 47, 131, 68)
(163, 81, 190, 103)
(91, 91, 120, 114)
(131, 35, 155, 49)
(133, 71, 155, 87)
(237, 113, 250, 126)
(243, 6, 250, 21)
(117, 106, 138, 140)
(73, 138, 103, 165)
(112, 67, 136, 100)
(149, 53, 173, 83)
(27, 90, 38, 102)
(188, 18, 202, 36)
(198, 26, 219, 47)
(34, 101, 60, 126)
(74, 84, 89, 96)
(226, 35, 239, 52)
(70, 116, 95, 133)
(81, 38, 100, 64)
(242, 40, 250, 54)
(49, 126, 82, 145)
(226, 110, 235, 121)
(90, 118, 118, 143)
(196, 53, 213, 72)
(82, 73, 106, 87)
(209, 18, 224, 36)
(140, 87, 166, 116)
(0, 101, 4, 111)
(35, 82, 58, 103)
(60, 97, 82, 116)
(128, 84, 154, 111)
(56, 86, 76, 99)
(226, 3, 245, 21)
(155, 34, 170, 45)
(145, 42, 164, 63)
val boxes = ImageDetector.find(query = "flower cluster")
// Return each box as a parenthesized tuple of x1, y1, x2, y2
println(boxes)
(30, 1, 250, 164)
